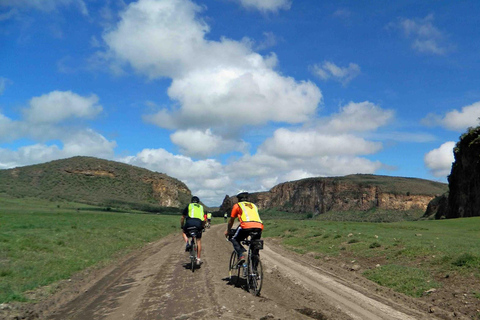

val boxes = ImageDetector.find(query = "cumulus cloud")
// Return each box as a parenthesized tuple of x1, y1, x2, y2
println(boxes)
(422, 101, 480, 131)
(320, 101, 394, 133)
(0, 129, 116, 169)
(103, 0, 321, 132)
(389, 14, 452, 55)
(424, 141, 455, 177)
(170, 129, 248, 158)
(120, 148, 230, 202)
(235, 0, 291, 12)
(23, 91, 102, 124)
(311, 61, 360, 86)
(0, 90, 115, 169)
(259, 129, 382, 158)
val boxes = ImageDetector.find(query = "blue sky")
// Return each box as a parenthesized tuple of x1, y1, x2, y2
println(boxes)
(1, 0, 480, 206)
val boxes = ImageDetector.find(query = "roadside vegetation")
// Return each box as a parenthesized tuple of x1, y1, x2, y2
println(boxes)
(263, 215, 480, 298)
(0, 194, 179, 303)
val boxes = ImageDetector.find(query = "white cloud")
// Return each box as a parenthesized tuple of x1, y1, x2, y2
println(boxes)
(0, 129, 116, 169)
(390, 14, 451, 55)
(259, 128, 382, 158)
(120, 148, 230, 204)
(424, 141, 455, 177)
(170, 129, 248, 157)
(0, 77, 11, 95)
(103, 0, 322, 131)
(422, 101, 480, 131)
(0, 0, 88, 15)
(312, 61, 360, 86)
(236, 0, 291, 12)
(61, 129, 117, 158)
(23, 91, 102, 124)
(320, 101, 394, 133)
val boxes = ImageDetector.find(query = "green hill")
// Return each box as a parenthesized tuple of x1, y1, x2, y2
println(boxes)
(0, 156, 191, 212)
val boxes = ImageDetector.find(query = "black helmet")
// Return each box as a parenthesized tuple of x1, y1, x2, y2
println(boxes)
(237, 192, 248, 201)
(191, 196, 200, 203)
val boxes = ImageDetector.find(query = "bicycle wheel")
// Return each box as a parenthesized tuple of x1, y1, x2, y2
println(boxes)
(247, 254, 263, 296)
(228, 251, 240, 285)
(190, 238, 197, 272)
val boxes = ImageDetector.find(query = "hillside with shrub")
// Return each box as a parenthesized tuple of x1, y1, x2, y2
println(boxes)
(0, 156, 191, 212)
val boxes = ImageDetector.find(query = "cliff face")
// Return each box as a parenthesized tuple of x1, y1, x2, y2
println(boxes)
(445, 126, 480, 218)
(220, 175, 447, 215)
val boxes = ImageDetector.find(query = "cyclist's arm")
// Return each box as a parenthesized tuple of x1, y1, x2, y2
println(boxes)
(180, 215, 185, 229)
(225, 204, 239, 236)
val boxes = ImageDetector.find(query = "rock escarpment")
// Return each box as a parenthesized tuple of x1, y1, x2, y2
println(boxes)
(221, 174, 447, 215)
(444, 126, 480, 218)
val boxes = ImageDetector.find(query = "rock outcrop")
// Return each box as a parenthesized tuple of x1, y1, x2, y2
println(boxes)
(220, 174, 447, 215)
(445, 126, 480, 218)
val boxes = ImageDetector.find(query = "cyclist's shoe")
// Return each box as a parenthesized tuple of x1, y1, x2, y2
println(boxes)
(238, 253, 246, 265)
(185, 243, 191, 252)
(196, 258, 202, 266)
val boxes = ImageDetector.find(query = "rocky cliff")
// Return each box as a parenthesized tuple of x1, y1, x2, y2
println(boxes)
(0, 156, 192, 210)
(220, 174, 447, 215)
(444, 126, 480, 218)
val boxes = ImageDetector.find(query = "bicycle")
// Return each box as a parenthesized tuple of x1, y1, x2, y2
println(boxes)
(186, 227, 199, 272)
(228, 231, 264, 296)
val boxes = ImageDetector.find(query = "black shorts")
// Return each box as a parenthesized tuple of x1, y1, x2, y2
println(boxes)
(231, 227, 262, 242)
(183, 218, 203, 239)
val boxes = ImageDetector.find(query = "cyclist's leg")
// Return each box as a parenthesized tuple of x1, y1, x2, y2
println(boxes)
(231, 228, 249, 258)
(250, 229, 262, 268)
(196, 227, 203, 260)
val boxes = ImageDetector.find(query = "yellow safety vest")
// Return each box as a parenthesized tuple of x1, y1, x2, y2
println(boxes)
(238, 202, 262, 223)
(188, 203, 205, 221)
(207, 213, 212, 219)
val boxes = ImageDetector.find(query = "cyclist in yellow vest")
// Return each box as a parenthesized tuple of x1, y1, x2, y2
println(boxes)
(206, 212, 212, 227)
(225, 192, 263, 264)
(181, 196, 205, 265)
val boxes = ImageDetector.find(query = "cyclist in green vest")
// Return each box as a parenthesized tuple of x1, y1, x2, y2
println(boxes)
(206, 212, 212, 228)
(181, 196, 205, 265)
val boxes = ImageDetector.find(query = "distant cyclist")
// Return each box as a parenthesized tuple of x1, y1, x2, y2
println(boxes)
(224, 212, 228, 222)
(206, 212, 212, 227)
(225, 192, 263, 264)
(181, 196, 205, 265)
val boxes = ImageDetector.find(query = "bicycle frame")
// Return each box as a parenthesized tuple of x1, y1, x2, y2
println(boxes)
(228, 232, 263, 295)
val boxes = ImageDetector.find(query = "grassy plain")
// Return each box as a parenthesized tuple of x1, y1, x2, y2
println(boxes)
(0, 194, 180, 303)
(3, 193, 479, 308)
(263, 216, 480, 298)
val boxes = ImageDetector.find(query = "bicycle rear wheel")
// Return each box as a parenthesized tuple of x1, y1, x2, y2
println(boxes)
(228, 251, 240, 285)
(247, 255, 263, 296)
(190, 238, 197, 272)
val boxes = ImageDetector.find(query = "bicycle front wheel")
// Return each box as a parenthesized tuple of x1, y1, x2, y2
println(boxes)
(228, 251, 240, 285)
(247, 255, 263, 296)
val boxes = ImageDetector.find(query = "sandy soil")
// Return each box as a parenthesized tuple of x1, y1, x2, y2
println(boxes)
(1, 224, 472, 320)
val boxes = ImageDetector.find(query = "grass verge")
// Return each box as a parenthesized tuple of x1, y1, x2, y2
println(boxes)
(0, 195, 179, 303)
(262, 216, 480, 297)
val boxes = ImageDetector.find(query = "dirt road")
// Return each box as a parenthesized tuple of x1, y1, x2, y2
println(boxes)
(14, 224, 462, 320)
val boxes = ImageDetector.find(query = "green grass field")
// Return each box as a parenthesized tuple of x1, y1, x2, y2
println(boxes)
(0, 195, 180, 303)
(263, 217, 480, 297)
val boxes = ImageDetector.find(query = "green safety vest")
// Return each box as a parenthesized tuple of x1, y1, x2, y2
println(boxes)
(188, 203, 205, 221)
